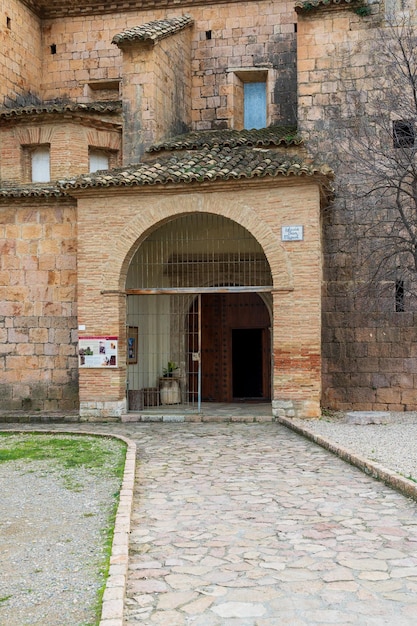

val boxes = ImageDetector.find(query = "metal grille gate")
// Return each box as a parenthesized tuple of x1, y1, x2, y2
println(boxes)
(126, 214, 273, 412)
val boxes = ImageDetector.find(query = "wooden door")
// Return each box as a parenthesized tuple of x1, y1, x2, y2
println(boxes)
(189, 293, 270, 403)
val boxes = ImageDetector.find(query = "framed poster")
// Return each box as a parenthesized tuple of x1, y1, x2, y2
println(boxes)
(128, 326, 138, 364)
(79, 336, 118, 368)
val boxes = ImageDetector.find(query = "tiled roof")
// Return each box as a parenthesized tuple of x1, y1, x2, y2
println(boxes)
(148, 126, 302, 152)
(59, 144, 333, 191)
(0, 101, 122, 119)
(0, 185, 65, 198)
(112, 15, 193, 47)
(295, 0, 359, 12)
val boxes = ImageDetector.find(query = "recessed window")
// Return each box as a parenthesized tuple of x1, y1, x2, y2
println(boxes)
(50, 44, 57, 54)
(205, 30, 212, 40)
(89, 149, 110, 173)
(31, 146, 50, 182)
(393, 120, 415, 148)
(395, 279, 405, 312)
(6, 17, 11, 29)
(244, 82, 267, 130)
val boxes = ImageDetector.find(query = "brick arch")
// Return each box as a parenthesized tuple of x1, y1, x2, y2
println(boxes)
(110, 194, 293, 292)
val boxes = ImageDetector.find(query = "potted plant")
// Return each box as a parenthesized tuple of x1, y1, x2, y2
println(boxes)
(162, 361, 178, 378)
(160, 361, 181, 404)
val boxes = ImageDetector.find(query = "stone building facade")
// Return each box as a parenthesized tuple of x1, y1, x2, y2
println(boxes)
(1, 0, 415, 418)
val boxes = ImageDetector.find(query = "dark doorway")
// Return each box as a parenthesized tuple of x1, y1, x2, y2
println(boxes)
(188, 292, 271, 403)
(232, 328, 263, 399)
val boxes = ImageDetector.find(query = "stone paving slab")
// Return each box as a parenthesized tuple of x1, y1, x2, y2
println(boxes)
(119, 423, 417, 625)
(3, 421, 417, 625)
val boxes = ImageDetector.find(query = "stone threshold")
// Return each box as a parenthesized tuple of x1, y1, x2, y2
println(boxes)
(121, 413, 275, 423)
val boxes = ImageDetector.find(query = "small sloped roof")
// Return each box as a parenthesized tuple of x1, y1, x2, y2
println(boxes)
(0, 128, 333, 198)
(148, 126, 302, 152)
(59, 144, 332, 191)
(0, 101, 122, 120)
(0, 185, 65, 198)
(295, 0, 358, 12)
(112, 15, 193, 47)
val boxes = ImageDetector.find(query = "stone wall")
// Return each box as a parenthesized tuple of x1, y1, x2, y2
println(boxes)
(118, 25, 193, 162)
(297, 5, 417, 411)
(0, 0, 42, 106)
(0, 197, 79, 411)
(322, 311, 417, 411)
(39, 1, 296, 131)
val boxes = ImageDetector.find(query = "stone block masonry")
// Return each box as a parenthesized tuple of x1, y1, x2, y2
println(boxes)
(322, 311, 417, 411)
(297, 4, 417, 412)
(0, 198, 79, 411)
(36, 1, 296, 132)
(0, 0, 42, 105)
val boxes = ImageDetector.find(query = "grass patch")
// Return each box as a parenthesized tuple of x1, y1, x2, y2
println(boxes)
(0, 432, 127, 625)
(0, 596, 12, 604)
(400, 472, 417, 484)
(0, 433, 125, 475)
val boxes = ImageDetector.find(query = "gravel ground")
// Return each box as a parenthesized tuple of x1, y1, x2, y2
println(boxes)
(0, 436, 124, 626)
(292, 411, 417, 481)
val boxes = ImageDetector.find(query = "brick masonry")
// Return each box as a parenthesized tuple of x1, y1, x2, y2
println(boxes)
(75, 179, 322, 417)
(0, 120, 122, 183)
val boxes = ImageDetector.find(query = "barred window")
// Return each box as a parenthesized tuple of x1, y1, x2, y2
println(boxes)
(393, 120, 415, 148)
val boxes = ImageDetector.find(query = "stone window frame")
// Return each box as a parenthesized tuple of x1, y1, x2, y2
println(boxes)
(228, 68, 271, 131)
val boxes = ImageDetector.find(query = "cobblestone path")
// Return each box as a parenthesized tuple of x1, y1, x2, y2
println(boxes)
(120, 423, 417, 625)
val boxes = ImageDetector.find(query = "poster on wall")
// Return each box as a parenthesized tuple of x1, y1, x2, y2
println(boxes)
(127, 326, 138, 364)
(79, 336, 118, 368)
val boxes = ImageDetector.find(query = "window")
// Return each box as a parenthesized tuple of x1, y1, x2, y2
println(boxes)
(393, 120, 415, 148)
(230, 69, 269, 131)
(244, 82, 267, 130)
(395, 279, 405, 312)
(84, 80, 120, 102)
(31, 146, 50, 182)
(89, 149, 109, 173)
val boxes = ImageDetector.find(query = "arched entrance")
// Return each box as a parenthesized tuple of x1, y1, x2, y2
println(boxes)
(125, 213, 273, 412)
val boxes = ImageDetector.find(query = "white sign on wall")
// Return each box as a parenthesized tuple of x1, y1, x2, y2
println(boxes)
(79, 336, 118, 368)
(281, 225, 304, 241)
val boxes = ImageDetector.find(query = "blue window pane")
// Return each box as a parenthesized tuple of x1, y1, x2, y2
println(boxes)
(244, 82, 266, 129)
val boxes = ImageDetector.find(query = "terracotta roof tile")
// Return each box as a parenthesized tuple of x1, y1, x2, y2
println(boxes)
(148, 126, 302, 152)
(0, 184, 65, 198)
(112, 15, 193, 47)
(59, 143, 333, 191)
(295, 0, 359, 12)
(0, 101, 122, 119)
